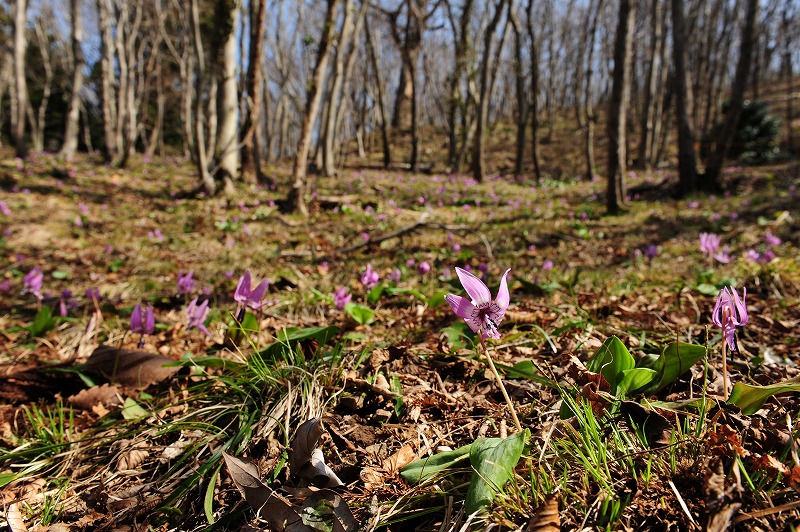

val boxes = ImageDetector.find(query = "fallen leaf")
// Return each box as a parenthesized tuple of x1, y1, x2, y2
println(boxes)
(289, 418, 324, 479)
(751, 454, 790, 477)
(619, 401, 673, 448)
(525, 493, 560, 531)
(703, 458, 741, 532)
(84, 345, 180, 388)
(789, 465, 800, 488)
(223, 453, 312, 530)
(707, 425, 749, 457)
(67, 383, 122, 411)
(117, 448, 148, 472)
(382, 444, 416, 473)
(302, 489, 359, 532)
(6, 502, 27, 532)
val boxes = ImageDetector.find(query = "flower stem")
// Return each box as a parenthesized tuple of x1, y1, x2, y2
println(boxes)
(721, 340, 729, 401)
(480, 336, 522, 433)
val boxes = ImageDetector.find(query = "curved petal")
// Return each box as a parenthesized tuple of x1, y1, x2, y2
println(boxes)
(711, 287, 729, 327)
(455, 267, 491, 306)
(732, 287, 748, 325)
(144, 307, 155, 335)
(235, 270, 252, 302)
(130, 304, 143, 332)
(493, 268, 511, 313)
(445, 294, 477, 320)
(249, 279, 270, 305)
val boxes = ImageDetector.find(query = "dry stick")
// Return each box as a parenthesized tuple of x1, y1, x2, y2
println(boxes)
(480, 335, 522, 433)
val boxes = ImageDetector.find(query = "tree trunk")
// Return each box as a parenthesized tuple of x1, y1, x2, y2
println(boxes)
(241, 0, 267, 182)
(97, 0, 117, 161)
(703, 0, 758, 190)
(472, 0, 508, 183)
(32, 17, 53, 153)
(60, 0, 84, 160)
(288, 0, 337, 216)
(332, 0, 367, 166)
(322, 0, 356, 177)
(635, 0, 662, 169)
(216, 0, 240, 192)
(584, 0, 604, 181)
(782, 0, 793, 153)
(445, 0, 475, 171)
(525, 0, 541, 182)
(510, 7, 527, 178)
(190, 0, 216, 195)
(606, 0, 636, 214)
(12, 0, 28, 158)
(365, 13, 391, 168)
(671, 0, 698, 196)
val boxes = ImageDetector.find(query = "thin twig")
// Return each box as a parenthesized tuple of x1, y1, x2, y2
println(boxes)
(335, 216, 470, 254)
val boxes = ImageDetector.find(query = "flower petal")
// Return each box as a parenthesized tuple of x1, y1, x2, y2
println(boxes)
(248, 278, 270, 305)
(455, 267, 491, 306)
(144, 307, 155, 335)
(493, 268, 511, 314)
(130, 304, 143, 332)
(235, 270, 252, 302)
(732, 287, 748, 325)
(445, 294, 477, 320)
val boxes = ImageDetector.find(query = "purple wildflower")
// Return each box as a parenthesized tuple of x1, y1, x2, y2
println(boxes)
(711, 286, 748, 352)
(85, 287, 101, 301)
(445, 267, 511, 339)
(333, 287, 352, 309)
(234, 270, 271, 311)
(0, 201, 10, 215)
(699, 233, 721, 258)
(186, 297, 211, 336)
(387, 268, 402, 283)
(418, 261, 431, 275)
(130, 303, 155, 335)
(23, 267, 44, 300)
(542, 259, 554, 271)
(713, 247, 733, 264)
(765, 231, 781, 247)
(59, 289, 76, 317)
(177, 271, 194, 295)
(360, 264, 379, 289)
(645, 245, 658, 260)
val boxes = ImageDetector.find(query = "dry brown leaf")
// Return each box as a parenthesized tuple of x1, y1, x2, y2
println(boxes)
(84, 345, 180, 388)
(67, 383, 122, 411)
(303, 489, 359, 532)
(6, 502, 27, 532)
(382, 444, 416, 473)
(117, 448, 148, 472)
(704, 458, 741, 532)
(525, 493, 560, 531)
(751, 454, 790, 477)
(788, 465, 800, 488)
(707, 425, 750, 457)
(289, 418, 324, 479)
(619, 401, 673, 448)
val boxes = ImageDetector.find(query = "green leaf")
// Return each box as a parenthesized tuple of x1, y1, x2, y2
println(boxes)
(465, 429, 529, 516)
(366, 285, 385, 304)
(638, 342, 707, 394)
(258, 326, 340, 360)
(228, 312, 260, 346)
(696, 283, 720, 296)
(496, 360, 557, 388)
(344, 303, 375, 325)
(205, 464, 221, 524)
(441, 321, 473, 350)
(728, 382, 800, 415)
(617, 368, 657, 399)
(586, 336, 634, 395)
(120, 397, 150, 420)
(385, 286, 428, 302)
(427, 290, 449, 308)
(27, 306, 58, 338)
(390, 376, 404, 418)
(400, 444, 473, 484)
(51, 270, 69, 279)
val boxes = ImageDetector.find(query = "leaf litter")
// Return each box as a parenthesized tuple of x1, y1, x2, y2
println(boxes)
(0, 156, 798, 530)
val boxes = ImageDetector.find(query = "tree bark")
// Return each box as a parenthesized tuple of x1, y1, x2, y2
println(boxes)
(32, 16, 54, 153)
(365, 13, 391, 168)
(444, 0, 475, 172)
(606, 0, 636, 214)
(216, 0, 240, 192)
(288, 0, 337, 216)
(241, 0, 267, 182)
(97, 0, 117, 161)
(525, 0, 541, 182)
(60, 0, 84, 160)
(472, 0, 508, 183)
(190, 0, 216, 195)
(12, 0, 29, 158)
(510, 6, 527, 178)
(703, 0, 758, 190)
(671, 0, 698, 196)
(584, 0, 604, 181)
(635, 0, 662, 169)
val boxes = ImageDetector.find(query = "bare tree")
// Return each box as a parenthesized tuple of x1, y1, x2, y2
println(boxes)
(606, 0, 636, 214)
(12, 0, 29, 158)
(703, 0, 758, 190)
(215, 0, 239, 191)
(525, 0, 541, 181)
(365, 11, 392, 168)
(509, 3, 527, 178)
(635, 0, 663, 169)
(97, 0, 117, 161)
(60, 0, 84, 160)
(671, 0, 698, 196)
(583, 0, 604, 181)
(443, 0, 475, 172)
(241, 0, 267, 181)
(190, 0, 216, 195)
(288, 0, 338, 216)
(472, 0, 508, 182)
(30, 13, 55, 153)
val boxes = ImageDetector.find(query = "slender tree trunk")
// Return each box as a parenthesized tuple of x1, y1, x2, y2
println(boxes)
(216, 1, 240, 192)
(445, 0, 474, 171)
(635, 0, 662, 169)
(32, 18, 53, 153)
(332, 0, 367, 166)
(671, 0, 698, 196)
(472, 0, 508, 182)
(526, 0, 541, 182)
(190, 0, 216, 195)
(510, 7, 527, 178)
(288, 0, 337, 216)
(703, 0, 758, 190)
(322, 0, 355, 177)
(584, 0, 604, 181)
(12, 0, 29, 158)
(60, 0, 84, 160)
(606, 0, 636, 214)
(97, 0, 116, 161)
(241, 0, 267, 182)
(365, 14, 391, 168)
(782, 0, 794, 153)
(206, 78, 218, 161)
(145, 66, 164, 159)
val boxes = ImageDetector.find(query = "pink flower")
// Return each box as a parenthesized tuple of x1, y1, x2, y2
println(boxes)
(699, 233, 721, 257)
(418, 261, 431, 275)
(711, 287, 748, 351)
(23, 267, 44, 300)
(765, 231, 781, 247)
(445, 267, 511, 339)
(186, 297, 211, 336)
(177, 271, 194, 295)
(234, 270, 271, 311)
(360, 264, 379, 289)
(333, 287, 352, 309)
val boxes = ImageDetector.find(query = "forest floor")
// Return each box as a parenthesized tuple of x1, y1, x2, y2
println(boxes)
(0, 148, 799, 531)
